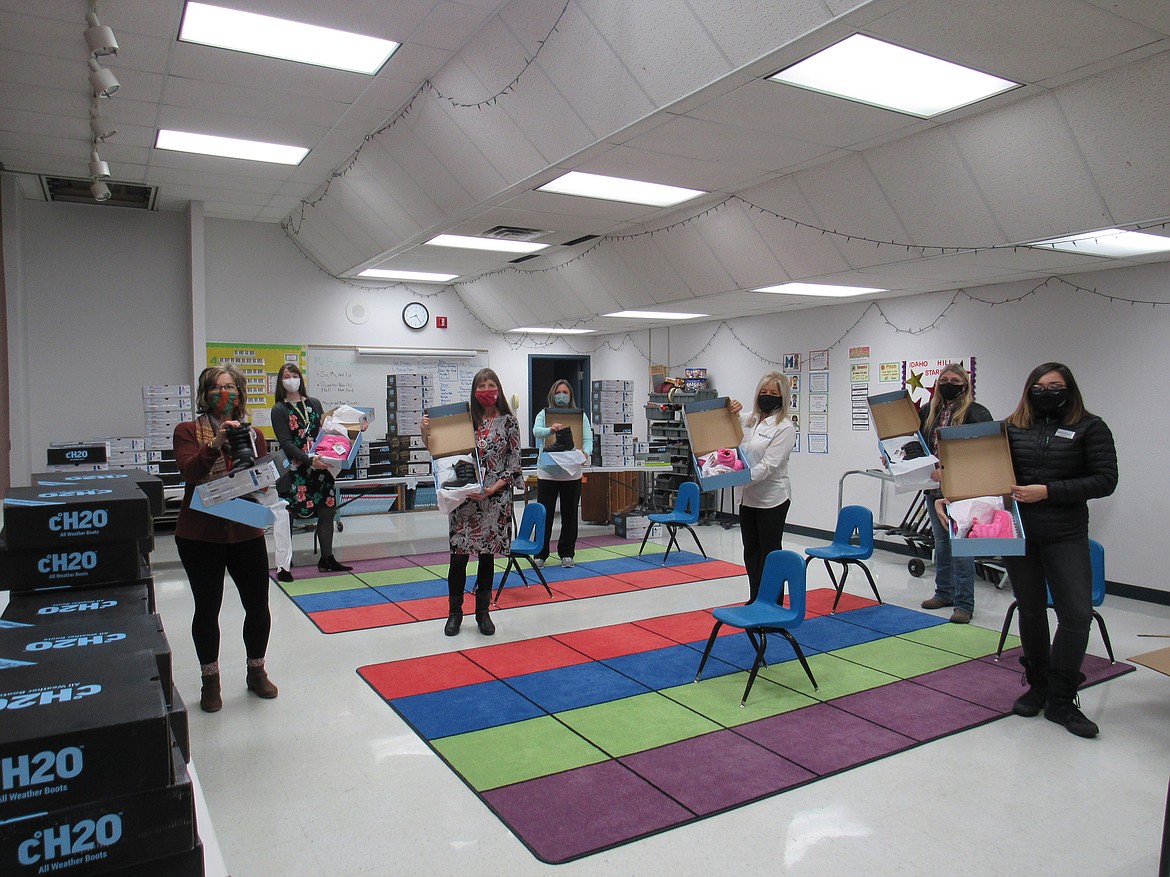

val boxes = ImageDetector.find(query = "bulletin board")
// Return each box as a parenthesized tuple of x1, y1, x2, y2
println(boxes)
(206, 342, 305, 438)
(306, 347, 488, 439)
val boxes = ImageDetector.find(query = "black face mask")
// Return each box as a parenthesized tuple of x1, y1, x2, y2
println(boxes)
(937, 383, 965, 402)
(758, 394, 783, 414)
(1030, 387, 1069, 415)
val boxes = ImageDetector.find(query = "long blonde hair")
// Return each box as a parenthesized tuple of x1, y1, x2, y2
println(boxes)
(923, 363, 974, 432)
(746, 371, 791, 427)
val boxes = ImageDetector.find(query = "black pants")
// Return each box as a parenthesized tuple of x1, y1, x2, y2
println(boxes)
(1002, 538, 1093, 675)
(536, 478, 582, 560)
(448, 552, 495, 601)
(176, 535, 272, 665)
(740, 500, 791, 602)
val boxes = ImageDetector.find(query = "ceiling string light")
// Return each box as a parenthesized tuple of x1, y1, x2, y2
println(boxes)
(85, 3, 120, 202)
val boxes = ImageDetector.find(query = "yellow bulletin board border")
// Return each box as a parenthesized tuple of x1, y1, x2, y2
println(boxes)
(206, 343, 305, 439)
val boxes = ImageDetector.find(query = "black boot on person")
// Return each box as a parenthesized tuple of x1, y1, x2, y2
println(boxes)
(1044, 669, 1099, 738)
(1012, 656, 1049, 717)
(475, 589, 495, 636)
(444, 594, 463, 636)
(318, 556, 353, 573)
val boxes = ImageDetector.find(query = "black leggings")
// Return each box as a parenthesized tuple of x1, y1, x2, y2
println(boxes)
(315, 506, 337, 557)
(1002, 538, 1093, 675)
(740, 501, 791, 603)
(448, 552, 495, 599)
(176, 535, 272, 665)
(536, 478, 582, 560)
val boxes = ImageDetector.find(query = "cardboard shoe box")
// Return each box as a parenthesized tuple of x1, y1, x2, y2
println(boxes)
(868, 390, 939, 492)
(682, 397, 750, 491)
(0, 650, 172, 822)
(0, 539, 145, 592)
(1, 583, 152, 623)
(31, 470, 164, 519)
(937, 420, 1026, 556)
(2, 484, 151, 550)
(614, 513, 660, 540)
(427, 402, 483, 490)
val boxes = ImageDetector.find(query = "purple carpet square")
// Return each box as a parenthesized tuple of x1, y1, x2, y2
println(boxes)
(979, 648, 1134, 688)
(482, 759, 694, 864)
(405, 550, 453, 566)
(577, 534, 638, 547)
(736, 701, 915, 774)
(278, 554, 416, 580)
(620, 730, 814, 815)
(911, 658, 1023, 712)
(832, 678, 999, 741)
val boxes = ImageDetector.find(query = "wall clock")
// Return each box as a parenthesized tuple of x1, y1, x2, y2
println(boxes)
(402, 301, 429, 330)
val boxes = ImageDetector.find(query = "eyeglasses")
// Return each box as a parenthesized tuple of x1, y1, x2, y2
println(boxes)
(215, 383, 238, 391)
(1032, 383, 1066, 392)
(937, 379, 965, 386)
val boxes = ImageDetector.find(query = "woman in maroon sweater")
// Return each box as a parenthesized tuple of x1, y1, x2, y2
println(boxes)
(174, 365, 278, 712)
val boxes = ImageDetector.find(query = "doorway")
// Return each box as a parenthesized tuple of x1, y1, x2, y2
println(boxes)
(528, 354, 590, 445)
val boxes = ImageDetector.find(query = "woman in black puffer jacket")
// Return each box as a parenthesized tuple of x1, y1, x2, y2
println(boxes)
(1003, 362, 1117, 738)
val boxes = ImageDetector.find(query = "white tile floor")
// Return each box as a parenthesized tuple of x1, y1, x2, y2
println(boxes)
(145, 510, 1170, 876)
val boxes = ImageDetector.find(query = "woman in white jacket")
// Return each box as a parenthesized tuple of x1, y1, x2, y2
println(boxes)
(729, 372, 797, 602)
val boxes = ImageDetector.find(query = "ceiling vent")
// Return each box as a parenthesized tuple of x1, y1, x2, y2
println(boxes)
(481, 225, 551, 242)
(509, 254, 540, 264)
(562, 234, 599, 247)
(43, 176, 156, 209)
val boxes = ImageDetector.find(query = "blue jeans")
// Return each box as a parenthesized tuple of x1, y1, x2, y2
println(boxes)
(925, 493, 975, 613)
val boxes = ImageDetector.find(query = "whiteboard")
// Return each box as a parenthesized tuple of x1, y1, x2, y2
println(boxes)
(306, 347, 487, 436)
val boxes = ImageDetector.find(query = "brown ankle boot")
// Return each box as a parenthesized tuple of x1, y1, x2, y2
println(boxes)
(246, 666, 279, 699)
(200, 674, 222, 712)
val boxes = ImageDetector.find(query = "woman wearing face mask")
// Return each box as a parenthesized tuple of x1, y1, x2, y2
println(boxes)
(918, 363, 993, 624)
(1001, 363, 1117, 738)
(728, 372, 797, 602)
(172, 365, 278, 712)
(270, 363, 350, 581)
(531, 380, 593, 568)
(421, 368, 522, 637)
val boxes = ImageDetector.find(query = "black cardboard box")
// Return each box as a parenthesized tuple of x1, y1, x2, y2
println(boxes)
(2, 484, 151, 550)
(0, 539, 145, 592)
(0, 614, 172, 706)
(30, 470, 165, 519)
(0, 745, 194, 876)
(168, 685, 189, 765)
(0, 651, 172, 822)
(105, 840, 205, 877)
(1, 582, 153, 625)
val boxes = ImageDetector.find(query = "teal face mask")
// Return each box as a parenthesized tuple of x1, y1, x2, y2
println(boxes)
(553, 392, 570, 406)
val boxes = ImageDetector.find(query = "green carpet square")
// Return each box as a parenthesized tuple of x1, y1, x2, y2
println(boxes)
(558, 692, 721, 757)
(833, 636, 969, 678)
(603, 542, 665, 557)
(358, 567, 443, 587)
(660, 673, 817, 726)
(433, 715, 609, 791)
(279, 575, 367, 596)
(759, 652, 901, 701)
(571, 546, 628, 563)
(898, 623, 1019, 658)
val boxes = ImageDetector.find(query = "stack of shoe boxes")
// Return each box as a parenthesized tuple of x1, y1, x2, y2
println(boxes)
(142, 385, 191, 492)
(385, 373, 433, 442)
(590, 380, 635, 466)
(0, 474, 204, 874)
(392, 435, 430, 478)
(363, 440, 395, 480)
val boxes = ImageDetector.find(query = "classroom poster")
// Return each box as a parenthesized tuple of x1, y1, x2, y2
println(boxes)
(207, 342, 305, 438)
(902, 357, 976, 409)
(879, 362, 901, 382)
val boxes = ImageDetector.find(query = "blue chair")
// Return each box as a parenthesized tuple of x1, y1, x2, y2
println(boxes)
(493, 503, 552, 604)
(803, 505, 882, 613)
(694, 549, 818, 706)
(638, 480, 706, 564)
(995, 539, 1113, 663)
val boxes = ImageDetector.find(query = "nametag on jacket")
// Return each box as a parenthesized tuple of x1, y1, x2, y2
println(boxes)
(1055, 429, 1076, 439)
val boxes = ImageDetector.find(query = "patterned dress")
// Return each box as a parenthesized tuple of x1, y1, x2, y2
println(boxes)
(283, 400, 336, 519)
(449, 413, 522, 554)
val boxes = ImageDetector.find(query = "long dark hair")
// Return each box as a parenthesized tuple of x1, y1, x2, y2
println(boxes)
(275, 363, 307, 402)
(469, 367, 513, 426)
(1006, 362, 1090, 429)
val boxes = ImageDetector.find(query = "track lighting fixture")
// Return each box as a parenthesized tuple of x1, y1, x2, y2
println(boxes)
(89, 101, 116, 140)
(88, 57, 119, 97)
(90, 181, 112, 202)
(89, 148, 110, 180)
(84, 11, 119, 58)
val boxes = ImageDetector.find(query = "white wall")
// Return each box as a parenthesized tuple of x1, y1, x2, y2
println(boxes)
(7, 203, 1166, 594)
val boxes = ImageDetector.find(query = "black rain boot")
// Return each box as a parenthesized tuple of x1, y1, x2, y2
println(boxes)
(1012, 656, 1049, 717)
(444, 593, 463, 637)
(475, 589, 495, 636)
(1044, 669, 1099, 738)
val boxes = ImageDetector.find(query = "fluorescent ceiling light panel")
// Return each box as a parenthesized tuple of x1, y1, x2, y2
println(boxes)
(538, 171, 705, 207)
(424, 234, 549, 254)
(768, 34, 1019, 118)
(508, 327, 593, 334)
(753, 282, 885, 297)
(1028, 228, 1170, 258)
(604, 310, 707, 320)
(179, 2, 398, 74)
(357, 268, 458, 282)
(155, 129, 308, 165)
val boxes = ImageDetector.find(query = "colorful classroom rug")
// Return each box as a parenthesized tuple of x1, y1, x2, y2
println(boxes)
(357, 593, 1134, 864)
(274, 534, 746, 634)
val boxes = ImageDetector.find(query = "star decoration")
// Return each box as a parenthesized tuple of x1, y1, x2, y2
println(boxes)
(906, 370, 925, 391)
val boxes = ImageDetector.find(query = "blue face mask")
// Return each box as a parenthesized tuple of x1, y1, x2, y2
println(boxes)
(553, 392, 570, 407)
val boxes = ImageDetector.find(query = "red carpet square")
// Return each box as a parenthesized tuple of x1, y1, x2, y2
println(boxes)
(465, 637, 593, 678)
(309, 602, 415, 634)
(553, 622, 679, 660)
(360, 652, 494, 700)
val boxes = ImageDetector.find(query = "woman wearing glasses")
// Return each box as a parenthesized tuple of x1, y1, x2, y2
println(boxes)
(1002, 363, 1117, 738)
(918, 363, 992, 624)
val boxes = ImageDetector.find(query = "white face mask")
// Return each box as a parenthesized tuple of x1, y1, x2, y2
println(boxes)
(282, 377, 301, 394)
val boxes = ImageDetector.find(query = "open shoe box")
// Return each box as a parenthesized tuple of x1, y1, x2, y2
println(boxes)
(427, 401, 483, 489)
(937, 420, 1025, 556)
(538, 408, 585, 472)
(309, 406, 371, 471)
(682, 397, 749, 491)
(868, 390, 938, 492)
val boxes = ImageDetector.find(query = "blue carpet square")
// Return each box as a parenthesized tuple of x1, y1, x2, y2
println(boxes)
(506, 662, 651, 713)
(372, 579, 450, 602)
(835, 604, 949, 635)
(293, 588, 387, 612)
(790, 615, 890, 652)
(586, 556, 670, 575)
(680, 629, 821, 670)
(500, 563, 601, 585)
(603, 643, 740, 689)
(391, 680, 546, 739)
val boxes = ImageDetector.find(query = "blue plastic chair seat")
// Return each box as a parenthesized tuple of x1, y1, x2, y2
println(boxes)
(803, 505, 882, 613)
(494, 503, 552, 604)
(639, 481, 706, 564)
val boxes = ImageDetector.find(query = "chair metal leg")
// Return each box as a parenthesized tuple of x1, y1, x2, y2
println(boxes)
(825, 561, 849, 613)
(741, 630, 769, 706)
(1093, 610, 1115, 664)
(852, 560, 882, 605)
(994, 600, 1019, 659)
(745, 630, 767, 669)
(778, 629, 819, 692)
(527, 556, 553, 597)
(493, 558, 518, 604)
(681, 524, 707, 558)
(637, 524, 653, 556)
(662, 524, 682, 564)
(694, 620, 723, 682)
